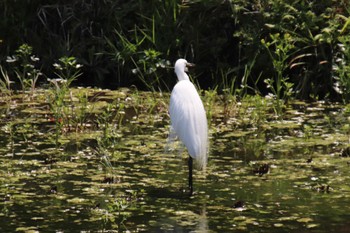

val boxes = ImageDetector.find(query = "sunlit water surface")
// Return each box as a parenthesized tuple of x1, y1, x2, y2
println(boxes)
(0, 89, 350, 232)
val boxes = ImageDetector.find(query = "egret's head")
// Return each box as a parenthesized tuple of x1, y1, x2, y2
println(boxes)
(174, 59, 195, 81)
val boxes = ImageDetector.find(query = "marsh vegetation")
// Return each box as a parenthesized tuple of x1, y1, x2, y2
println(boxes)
(1, 88, 350, 232)
(1, 1, 350, 232)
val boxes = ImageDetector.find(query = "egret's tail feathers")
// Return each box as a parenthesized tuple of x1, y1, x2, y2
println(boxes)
(195, 150, 208, 171)
(194, 140, 209, 171)
(164, 126, 177, 153)
(187, 134, 208, 170)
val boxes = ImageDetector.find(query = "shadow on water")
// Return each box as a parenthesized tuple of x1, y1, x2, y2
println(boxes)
(147, 187, 192, 199)
(1, 89, 350, 232)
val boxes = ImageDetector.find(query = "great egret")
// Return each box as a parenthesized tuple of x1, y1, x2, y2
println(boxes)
(169, 58, 208, 196)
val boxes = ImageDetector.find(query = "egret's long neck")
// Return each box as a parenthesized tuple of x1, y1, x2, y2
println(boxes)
(175, 70, 190, 81)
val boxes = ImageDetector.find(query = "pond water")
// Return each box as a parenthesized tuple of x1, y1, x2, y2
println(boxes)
(0, 88, 350, 232)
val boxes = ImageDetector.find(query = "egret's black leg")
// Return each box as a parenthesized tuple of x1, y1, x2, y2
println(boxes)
(188, 156, 193, 196)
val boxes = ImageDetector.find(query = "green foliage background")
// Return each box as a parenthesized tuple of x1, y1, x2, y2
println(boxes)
(1, 0, 350, 100)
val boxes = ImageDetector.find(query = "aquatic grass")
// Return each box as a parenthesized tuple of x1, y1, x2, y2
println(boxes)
(130, 53, 171, 92)
(333, 36, 350, 103)
(52, 56, 83, 83)
(340, 121, 350, 143)
(108, 197, 131, 230)
(47, 56, 83, 148)
(46, 82, 66, 148)
(60, 89, 92, 133)
(246, 95, 269, 131)
(2, 122, 15, 157)
(5, 44, 42, 94)
(221, 88, 238, 123)
(126, 88, 169, 127)
(0, 66, 13, 98)
(106, 5, 175, 92)
(261, 33, 295, 115)
(303, 124, 314, 140)
(233, 95, 270, 133)
(96, 102, 123, 149)
(219, 68, 237, 97)
(239, 55, 262, 97)
(95, 192, 142, 232)
(71, 90, 90, 132)
(218, 53, 261, 98)
(127, 0, 177, 91)
(204, 88, 218, 127)
(98, 152, 119, 182)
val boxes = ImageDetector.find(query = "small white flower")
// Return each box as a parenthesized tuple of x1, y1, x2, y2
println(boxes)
(337, 43, 345, 52)
(25, 64, 34, 69)
(75, 64, 83, 69)
(30, 55, 40, 62)
(265, 93, 275, 99)
(333, 82, 343, 94)
(6, 56, 17, 63)
(48, 78, 63, 83)
(53, 63, 62, 69)
(335, 58, 343, 63)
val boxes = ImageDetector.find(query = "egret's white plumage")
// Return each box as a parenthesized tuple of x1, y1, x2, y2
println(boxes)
(169, 59, 208, 170)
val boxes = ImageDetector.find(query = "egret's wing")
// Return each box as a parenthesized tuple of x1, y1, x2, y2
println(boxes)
(169, 80, 208, 169)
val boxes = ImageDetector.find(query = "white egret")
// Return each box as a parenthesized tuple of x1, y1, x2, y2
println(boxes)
(169, 58, 208, 196)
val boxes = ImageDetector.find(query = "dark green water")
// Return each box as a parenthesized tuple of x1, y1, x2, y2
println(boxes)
(0, 89, 350, 232)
